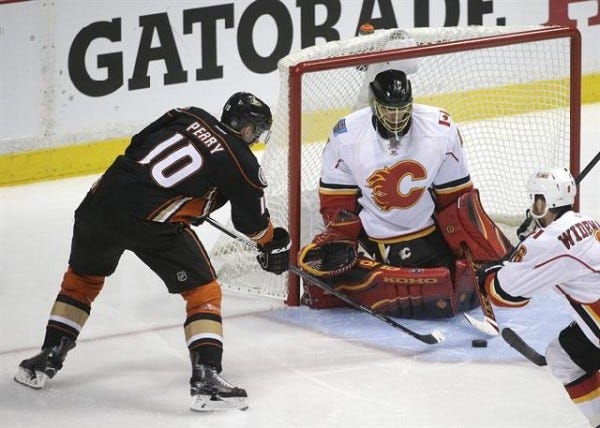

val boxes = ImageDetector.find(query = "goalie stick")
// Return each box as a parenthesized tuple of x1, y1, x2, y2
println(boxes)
(465, 150, 600, 364)
(203, 217, 445, 345)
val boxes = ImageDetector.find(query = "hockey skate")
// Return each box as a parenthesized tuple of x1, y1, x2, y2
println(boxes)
(189, 360, 248, 412)
(14, 337, 75, 389)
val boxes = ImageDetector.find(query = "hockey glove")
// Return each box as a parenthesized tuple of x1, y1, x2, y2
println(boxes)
(475, 260, 506, 291)
(516, 209, 538, 241)
(315, 209, 362, 245)
(191, 216, 205, 226)
(257, 227, 291, 275)
(298, 241, 358, 278)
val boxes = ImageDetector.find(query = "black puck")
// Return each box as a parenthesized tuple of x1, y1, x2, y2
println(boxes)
(472, 339, 488, 348)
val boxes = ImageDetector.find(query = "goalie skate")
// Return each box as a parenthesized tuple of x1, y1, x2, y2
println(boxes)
(14, 337, 75, 389)
(189, 364, 248, 412)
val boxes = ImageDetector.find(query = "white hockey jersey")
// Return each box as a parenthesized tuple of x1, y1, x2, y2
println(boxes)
(319, 104, 471, 239)
(495, 211, 600, 348)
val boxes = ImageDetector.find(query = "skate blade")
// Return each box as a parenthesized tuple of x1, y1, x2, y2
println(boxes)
(14, 367, 48, 389)
(190, 394, 248, 412)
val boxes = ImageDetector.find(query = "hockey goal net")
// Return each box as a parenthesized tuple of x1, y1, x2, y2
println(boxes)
(210, 25, 581, 305)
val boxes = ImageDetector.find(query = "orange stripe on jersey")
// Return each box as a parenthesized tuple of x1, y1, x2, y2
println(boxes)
(485, 274, 529, 308)
(147, 196, 190, 222)
(170, 197, 207, 224)
(249, 221, 274, 246)
(583, 301, 600, 324)
(566, 372, 600, 403)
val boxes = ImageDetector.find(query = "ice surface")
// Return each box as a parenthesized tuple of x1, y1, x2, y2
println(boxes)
(0, 104, 598, 427)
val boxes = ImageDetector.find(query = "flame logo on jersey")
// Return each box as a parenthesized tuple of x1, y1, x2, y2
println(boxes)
(366, 160, 427, 210)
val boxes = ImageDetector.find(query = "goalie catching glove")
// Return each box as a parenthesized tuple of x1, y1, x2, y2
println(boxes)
(298, 209, 361, 277)
(298, 241, 359, 278)
(257, 227, 291, 275)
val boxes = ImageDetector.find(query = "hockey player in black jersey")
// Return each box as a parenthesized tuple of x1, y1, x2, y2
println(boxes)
(14, 92, 291, 412)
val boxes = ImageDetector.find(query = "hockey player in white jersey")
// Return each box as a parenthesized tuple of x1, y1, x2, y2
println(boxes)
(299, 69, 511, 319)
(477, 167, 600, 427)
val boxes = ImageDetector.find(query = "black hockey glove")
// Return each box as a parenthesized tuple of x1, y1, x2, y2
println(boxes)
(475, 260, 506, 290)
(191, 216, 205, 226)
(516, 209, 538, 241)
(257, 227, 291, 275)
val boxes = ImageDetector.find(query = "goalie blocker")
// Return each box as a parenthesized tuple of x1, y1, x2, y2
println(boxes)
(300, 189, 511, 318)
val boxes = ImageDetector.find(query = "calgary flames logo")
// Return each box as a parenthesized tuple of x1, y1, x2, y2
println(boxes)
(366, 160, 427, 210)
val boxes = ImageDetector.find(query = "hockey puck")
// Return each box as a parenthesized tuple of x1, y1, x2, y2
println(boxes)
(472, 339, 488, 348)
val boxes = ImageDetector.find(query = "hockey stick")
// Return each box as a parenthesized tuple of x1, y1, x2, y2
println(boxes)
(462, 247, 500, 336)
(204, 216, 445, 345)
(501, 328, 547, 366)
(464, 248, 548, 365)
(576, 149, 600, 185)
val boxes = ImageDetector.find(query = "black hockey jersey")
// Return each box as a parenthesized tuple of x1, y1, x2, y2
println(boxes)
(93, 107, 270, 239)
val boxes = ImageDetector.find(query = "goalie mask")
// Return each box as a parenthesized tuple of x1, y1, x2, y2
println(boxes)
(221, 92, 273, 144)
(369, 69, 413, 139)
(527, 167, 576, 219)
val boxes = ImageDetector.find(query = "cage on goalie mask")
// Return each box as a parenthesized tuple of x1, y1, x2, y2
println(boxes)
(221, 92, 273, 143)
(527, 167, 576, 219)
(369, 69, 413, 137)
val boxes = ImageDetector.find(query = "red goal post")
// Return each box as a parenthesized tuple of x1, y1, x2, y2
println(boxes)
(210, 25, 581, 306)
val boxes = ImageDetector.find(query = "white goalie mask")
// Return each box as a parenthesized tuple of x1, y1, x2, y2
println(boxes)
(526, 167, 576, 219)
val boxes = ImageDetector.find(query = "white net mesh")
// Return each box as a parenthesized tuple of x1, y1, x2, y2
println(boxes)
(210, 26, 575, 302)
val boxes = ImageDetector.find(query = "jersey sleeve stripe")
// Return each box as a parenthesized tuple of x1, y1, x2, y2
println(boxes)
(489, 275, 530, 307)
(433, 175, 472, 193)
(319, 181, 359, 196)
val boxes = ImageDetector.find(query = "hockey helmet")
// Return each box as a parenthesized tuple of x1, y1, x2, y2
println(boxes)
(526, 167, 576, 219)
(369, 69, 413, 137)
(221, 92, 273, 143)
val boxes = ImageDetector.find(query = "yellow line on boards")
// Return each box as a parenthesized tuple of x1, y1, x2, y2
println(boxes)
(1, 74, 598, 187)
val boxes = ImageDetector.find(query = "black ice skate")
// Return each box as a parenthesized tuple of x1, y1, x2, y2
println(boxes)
(189, 358, 248, 411)
(14, 337, 75, 389)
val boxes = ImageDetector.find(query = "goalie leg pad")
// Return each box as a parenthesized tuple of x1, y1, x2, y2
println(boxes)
(302, 258, 462, 319)
(436, 188, 513, 262)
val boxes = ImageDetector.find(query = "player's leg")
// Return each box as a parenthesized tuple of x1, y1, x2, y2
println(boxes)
(545, 322, 600, 427)
(15, 195, 122, 389)
(135, 224, 247, 411)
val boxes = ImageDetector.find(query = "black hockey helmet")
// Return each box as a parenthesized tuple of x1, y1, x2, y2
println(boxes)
(221, 92, 273, 143)
(369, 69, 413, 137)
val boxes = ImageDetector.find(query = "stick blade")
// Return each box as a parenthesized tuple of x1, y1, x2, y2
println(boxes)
(463, 313, 500, 336)
(501, 328, 547, 366)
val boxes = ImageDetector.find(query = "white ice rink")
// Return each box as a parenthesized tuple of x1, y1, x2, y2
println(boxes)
(1, 104, 599, 428)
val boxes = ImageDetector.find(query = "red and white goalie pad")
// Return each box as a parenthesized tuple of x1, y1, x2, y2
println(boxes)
(301, 257, 479, 319)
(436, 188, 513, 262)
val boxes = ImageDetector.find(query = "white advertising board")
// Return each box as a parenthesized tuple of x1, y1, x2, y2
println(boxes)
(1, 0, 599, 154)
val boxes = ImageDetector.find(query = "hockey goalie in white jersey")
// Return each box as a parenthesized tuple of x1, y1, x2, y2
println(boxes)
(298, 68, 512, 319)
(477, 168, 600, 427)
